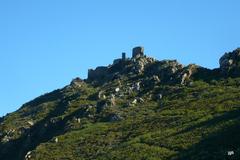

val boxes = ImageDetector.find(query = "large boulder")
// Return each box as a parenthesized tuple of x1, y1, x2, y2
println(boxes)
(219, 48, 240, 77)
(106, 113, 123, 122)
(96, 95, 115, 113)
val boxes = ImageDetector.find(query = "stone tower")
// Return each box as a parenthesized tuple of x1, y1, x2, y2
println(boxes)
(132, 46, 144, 58)
(122, 52, 126, 61)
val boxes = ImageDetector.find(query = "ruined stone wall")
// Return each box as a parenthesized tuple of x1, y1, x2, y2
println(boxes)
(88, 66, 109, 81)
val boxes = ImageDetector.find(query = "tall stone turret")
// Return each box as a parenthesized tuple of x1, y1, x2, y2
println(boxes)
(122, 52, 126, 61)
(132, 46, 144, 58)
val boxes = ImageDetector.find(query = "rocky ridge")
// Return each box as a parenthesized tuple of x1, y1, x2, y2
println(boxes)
(0, 47, 240, 160)
(87, 47, 240, 86)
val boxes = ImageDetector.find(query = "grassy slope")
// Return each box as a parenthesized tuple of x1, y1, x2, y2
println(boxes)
(21, 78, 240, 160)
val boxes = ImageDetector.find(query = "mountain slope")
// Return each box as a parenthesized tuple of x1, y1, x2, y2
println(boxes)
(1, 47, 240, 160)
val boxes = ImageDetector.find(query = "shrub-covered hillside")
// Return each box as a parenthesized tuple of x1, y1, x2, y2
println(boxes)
(0, 47, 240, 160)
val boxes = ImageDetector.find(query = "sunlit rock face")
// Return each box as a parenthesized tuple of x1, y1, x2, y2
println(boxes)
(219, 48, 240, 77)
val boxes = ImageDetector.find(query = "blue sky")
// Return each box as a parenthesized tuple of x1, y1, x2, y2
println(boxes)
(0, 0, 240, 116)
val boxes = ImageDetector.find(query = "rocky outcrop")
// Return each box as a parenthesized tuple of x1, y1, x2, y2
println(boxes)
(145, 60, 184, 83)
(219, 48, 240, 77)
(131, 56, 155, 74)
(70, 77, 85, 88)
(96, 95, 115, 113)
(87, 47, 240, 86)
(180, 64, 199, 85)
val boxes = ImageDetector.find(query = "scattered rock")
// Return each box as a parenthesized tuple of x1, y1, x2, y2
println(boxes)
(132, 99, 138, 105)
(50, 119, 57, 124)
(110, 94, 116, 106)
(126, 101, 133, 107)
(102, 95, 106, 99)
(73, 117, 81, 124)
(97, 96, 115, 113)
(107, 113, 123, 122)
(1, 129, 16, 142)
(2, 135, 10, 143)
(130, 97, 145, 106)
(88, 114, 94, 118)
(98, 91, 106, 99)
(77, 118, 81, 124)
(85, 105, 94, 112)
(115, 87, 120, 93)
(54, 137, 58, 143)
(157, 94, 163, 100)
(117, 80, 122, 86)
(133, 82, 141, 91)
(49, 117, 63, 124)
(25, 151, 32, 160)
(27, 121, 34, 126)
(127, 86, 133, 94)
(189, 82, 194, 86)
(7, 129, 16, 135)
(152, 75, 160, 83)
(137, 97, 145, 103)
(67, 101, 71, 106)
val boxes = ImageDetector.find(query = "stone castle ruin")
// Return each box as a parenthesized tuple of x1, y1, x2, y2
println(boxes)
(88, 46, 145, 82)
(88, 66, 109, 81)
(74, 46, 240, 88)
(113, 52, 127, 65)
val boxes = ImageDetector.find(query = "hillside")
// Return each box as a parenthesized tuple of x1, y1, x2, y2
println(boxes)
(0, 47, 240, 160)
